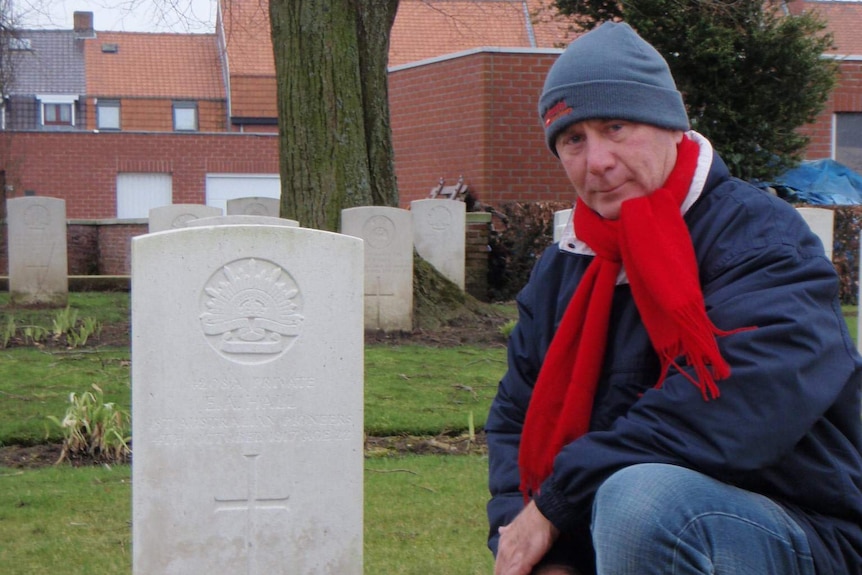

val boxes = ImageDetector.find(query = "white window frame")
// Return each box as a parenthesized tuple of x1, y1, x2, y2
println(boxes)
(36, 94, 78, 127)
(97, 99, 121, 130)
(173, 101, 198, 131)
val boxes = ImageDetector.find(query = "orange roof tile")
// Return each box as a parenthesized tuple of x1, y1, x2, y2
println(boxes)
(85, 31, 225, 99)
(221, 0, 274, 76)
(218, 0, 576, 76)
(390, 0, 578, 67)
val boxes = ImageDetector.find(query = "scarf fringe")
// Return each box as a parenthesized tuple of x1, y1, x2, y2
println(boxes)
(653, 301, 752, 400)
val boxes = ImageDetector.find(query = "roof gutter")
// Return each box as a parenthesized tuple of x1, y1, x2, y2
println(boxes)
(522, 1, 537, 48)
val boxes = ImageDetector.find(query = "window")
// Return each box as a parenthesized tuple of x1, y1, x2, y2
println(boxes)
(36, 95, 78, 127)
(9, 37, 31, 50)
(835, 113, 862, 173)
(173, 101, 197, 131)
(44, 103, 72, 125)
(97, 100, 120, 130)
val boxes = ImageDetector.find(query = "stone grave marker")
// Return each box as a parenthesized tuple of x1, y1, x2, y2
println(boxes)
(226, 197, 281, 217)
(6, 196, 68, 306)
(796, 207, 834, 261)
(410, 198, 466, 290)
(148, 204, 223, 233)
(553, 208, 573, 244)
(341, 206, 413, 332)
(132, 224, 364, 574)
(185, 215, 299, 228)
(858, 230, 862, 357)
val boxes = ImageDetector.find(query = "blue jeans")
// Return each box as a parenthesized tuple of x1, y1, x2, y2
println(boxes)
(590, 463, 816, 575)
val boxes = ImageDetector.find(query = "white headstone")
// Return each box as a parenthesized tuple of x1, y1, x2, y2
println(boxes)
(858, 230, 862, 357)
(342, 206, 413, 332)
(410, 198, 466, 290)
(132, 225, 364, 574)
(796, 207, 834, 261)
(185, 215, 299, 228)
(6, 196, 68, 306)
(226, 197, 281, 217)
(554, 208, 573, 244)
(148, 204, 223, 233)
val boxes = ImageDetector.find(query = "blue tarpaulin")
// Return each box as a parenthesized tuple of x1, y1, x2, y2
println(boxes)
(762, 159, 862, 205)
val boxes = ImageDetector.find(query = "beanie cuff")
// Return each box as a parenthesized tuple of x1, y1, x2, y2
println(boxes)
(541, 80, 690, 155)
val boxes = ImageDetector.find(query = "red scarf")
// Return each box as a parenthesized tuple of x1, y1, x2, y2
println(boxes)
(519, 135, 747, 499)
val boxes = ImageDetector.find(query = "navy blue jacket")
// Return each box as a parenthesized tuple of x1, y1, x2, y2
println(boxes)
(486, 146, 862, 574)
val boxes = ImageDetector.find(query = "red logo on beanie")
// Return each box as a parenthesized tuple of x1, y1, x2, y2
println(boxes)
(544, 100, 572, 126)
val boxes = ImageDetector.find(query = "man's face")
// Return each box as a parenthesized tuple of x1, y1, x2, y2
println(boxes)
(555, 119, 684, 220)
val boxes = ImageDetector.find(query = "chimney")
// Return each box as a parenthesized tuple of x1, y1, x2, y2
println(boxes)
(73, 11, 95, 39)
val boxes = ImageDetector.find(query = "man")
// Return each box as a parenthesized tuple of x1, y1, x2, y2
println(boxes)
(486, 21, 862, 575)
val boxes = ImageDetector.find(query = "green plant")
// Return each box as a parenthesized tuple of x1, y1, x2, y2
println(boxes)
(499, 319, 518, 339)
(51, 306, 80, 339)
(1, 314, 15, 348)
(50, 307, 102, 348)
(20, 324, 49, 345)
(66, 317, 102, 348)
(46, 384, 131, 465)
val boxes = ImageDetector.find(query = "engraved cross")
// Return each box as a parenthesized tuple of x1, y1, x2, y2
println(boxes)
(365, 275, 395, 326)
(214, 453, 290, 575)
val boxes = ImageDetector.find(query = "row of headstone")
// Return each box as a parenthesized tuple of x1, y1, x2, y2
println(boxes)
(341, 199, 468, 333)
(1, 196, 297, 306)
(1, 194, 836, 320)
(149, 199, 466, 333)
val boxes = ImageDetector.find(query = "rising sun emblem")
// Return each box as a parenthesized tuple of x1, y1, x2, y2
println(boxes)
(199, 258, 304, 364)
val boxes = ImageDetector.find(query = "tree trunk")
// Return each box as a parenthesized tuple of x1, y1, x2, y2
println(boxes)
(356, 1, 400, 208)
(270, 0, 400, 231)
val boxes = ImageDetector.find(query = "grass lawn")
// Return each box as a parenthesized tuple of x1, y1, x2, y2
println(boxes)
(0, 292, 504, 574)
(1, 455, 494, 574)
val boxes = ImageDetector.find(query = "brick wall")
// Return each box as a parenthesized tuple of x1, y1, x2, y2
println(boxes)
(769, 59, 862, 163)
(0, 131, 279, 219)
(390, 51, 581, 209)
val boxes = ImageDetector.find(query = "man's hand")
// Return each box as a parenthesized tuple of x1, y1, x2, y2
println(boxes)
(494, 500, 560, 575)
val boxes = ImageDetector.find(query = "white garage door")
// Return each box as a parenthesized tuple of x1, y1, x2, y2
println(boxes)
(117, 173, 173, 219)
(205, 174, 281, 213)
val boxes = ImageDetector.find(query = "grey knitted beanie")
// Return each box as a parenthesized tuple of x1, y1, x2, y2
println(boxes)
(539, 21, 690, 156)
